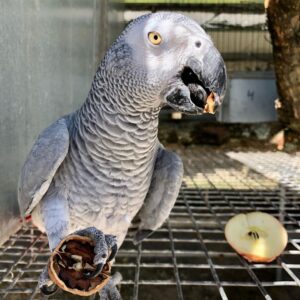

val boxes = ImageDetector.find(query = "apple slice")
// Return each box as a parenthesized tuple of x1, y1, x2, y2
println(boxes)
(225, 212, 288, 263)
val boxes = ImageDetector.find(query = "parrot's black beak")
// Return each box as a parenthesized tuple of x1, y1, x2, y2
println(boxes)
(164, 48, 226, 115)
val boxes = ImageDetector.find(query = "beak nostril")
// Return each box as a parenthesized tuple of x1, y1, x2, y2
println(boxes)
(195, 41, 201, 48)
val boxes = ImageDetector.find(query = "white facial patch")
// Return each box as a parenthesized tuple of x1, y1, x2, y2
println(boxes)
(124, 13, 214, 82)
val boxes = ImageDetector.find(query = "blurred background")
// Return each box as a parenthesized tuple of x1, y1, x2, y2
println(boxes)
(0, 1, 300, 299)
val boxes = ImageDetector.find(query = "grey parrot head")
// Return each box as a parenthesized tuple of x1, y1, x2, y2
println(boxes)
(101, 12, 226, 115)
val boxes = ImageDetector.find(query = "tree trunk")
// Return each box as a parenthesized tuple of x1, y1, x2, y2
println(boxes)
(267, 0, 300, 132)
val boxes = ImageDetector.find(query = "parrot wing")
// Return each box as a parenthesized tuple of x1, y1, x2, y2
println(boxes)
(132, 146, 183, 244)
(18, 117, 70, 217)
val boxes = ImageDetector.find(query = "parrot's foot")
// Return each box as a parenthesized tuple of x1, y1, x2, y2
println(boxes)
(99, 272, 123, 300)
(38, 265, 58, 296)
(73, 227, 118, 279)
(133, 229, 153, 245)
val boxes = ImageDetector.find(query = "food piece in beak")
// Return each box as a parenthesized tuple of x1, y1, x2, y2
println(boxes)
(204, 92, 215, 114)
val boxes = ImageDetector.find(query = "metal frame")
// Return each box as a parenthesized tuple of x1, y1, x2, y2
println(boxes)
(124, 2, 265, 14)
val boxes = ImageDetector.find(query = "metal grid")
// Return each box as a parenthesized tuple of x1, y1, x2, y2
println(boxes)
(227, 151, 300, 194)
(1, 147, 300, 300)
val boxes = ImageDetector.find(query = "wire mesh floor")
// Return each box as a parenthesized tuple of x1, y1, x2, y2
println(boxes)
(1, 147, 300, 300)
(227, 151, 300, 193)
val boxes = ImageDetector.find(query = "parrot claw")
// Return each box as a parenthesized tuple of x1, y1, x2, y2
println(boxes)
(84, 242, 117, 278)
(83, 262, 104, 279)
(99, 272, 123, 300)
(40, 283, 58, 296)
(108, 244, 118, 262)
(38, 265, 58, 296)
(72, 227, 118, 279)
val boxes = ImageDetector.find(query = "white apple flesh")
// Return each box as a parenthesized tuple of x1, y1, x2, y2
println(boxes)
(225, 212, 288, 263)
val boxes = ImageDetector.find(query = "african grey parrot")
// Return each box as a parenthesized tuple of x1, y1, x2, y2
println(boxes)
(18, 12, 226, 298)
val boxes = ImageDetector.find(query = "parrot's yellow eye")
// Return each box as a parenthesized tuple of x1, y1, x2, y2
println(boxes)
(148, 31, 162, 45)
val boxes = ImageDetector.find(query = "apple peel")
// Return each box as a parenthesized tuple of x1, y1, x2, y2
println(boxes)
(225, 212, 288, 263)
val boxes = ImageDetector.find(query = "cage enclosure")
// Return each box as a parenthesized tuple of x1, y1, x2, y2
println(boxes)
(0, 1, 300, 300)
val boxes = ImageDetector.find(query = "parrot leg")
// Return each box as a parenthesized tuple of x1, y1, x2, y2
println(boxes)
(99, 272, 123, 300)
(73, 227, 118, 279)
(38, 192, 70, 295)
(38, 265, 58, 296)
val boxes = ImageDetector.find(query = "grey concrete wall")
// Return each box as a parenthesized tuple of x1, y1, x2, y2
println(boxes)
(0, 0, 124, 244)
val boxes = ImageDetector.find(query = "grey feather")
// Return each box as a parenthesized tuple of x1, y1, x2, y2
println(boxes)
(18, 12, 225, 258)
(18, 13, 226, 297)
(18, 117, 69, 217)
(133, 147, 183, 244)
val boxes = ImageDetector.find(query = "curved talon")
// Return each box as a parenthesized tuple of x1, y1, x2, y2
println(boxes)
(40, 283, 58, 296)
(107, 244, 118, 262)
(83, 263, 104, 279)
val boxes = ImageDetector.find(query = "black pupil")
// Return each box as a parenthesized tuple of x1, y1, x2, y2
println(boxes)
(154, 35, 158, 40)
(195, 41, 201, 48)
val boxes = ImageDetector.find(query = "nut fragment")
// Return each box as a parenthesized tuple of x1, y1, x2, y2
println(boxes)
(85, 263, 95, 271)
(73, 262, 83, 271)
(204, 93, 215, 114)
(71, 254, 83, 262)
(48, 235, 111, 296)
